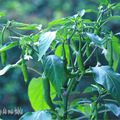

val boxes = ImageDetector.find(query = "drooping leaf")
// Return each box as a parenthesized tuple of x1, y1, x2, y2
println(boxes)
(11, 21, 30, 27)
(0, 59, 22, 76)
(19, 110, 52, 120)
(38, 31, 56, 61)
(43, 55, 67, 96)
(11, 21, 39, 30)
(28, 77, 55, 111)
(0, 64, 12, 76)
(92, 66, 120, 101)
(17, 24, 38, 30)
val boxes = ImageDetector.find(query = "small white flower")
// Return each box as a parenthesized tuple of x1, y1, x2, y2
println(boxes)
(102, 48, 108, 56)
(96, 62, 101, 67)
(24, 55, 33, 60)
(36, 24, 42, 30)
(34, 42, 40, 46)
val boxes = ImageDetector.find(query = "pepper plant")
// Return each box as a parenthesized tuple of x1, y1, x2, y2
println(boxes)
(0, 0, 120, 120)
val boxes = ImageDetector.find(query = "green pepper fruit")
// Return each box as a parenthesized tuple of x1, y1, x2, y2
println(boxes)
(21, 58, 29, 82)
(76, 51, 85, 73)
(1, 51, 7, 65)
(42, 75, 55, 110)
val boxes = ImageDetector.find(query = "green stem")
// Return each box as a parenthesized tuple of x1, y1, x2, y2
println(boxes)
(27, 67, 42, 76)
(63, 73, 84, 119)
(67, 29, 76, 70)
(84, 47, 97, 65)
(95, 103, 98, 120)
(104, 111, 108, 120)
(108, 40, 113, 67)
(62, 29, 76, 119)
(90, 102, 98, 120)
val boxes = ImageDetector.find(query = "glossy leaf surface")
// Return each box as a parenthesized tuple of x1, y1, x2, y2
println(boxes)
(20, 110, 52, 120)
(38, 31, 56, 60)
(92, 66, 120, 101)
(43, 55, 67, 95)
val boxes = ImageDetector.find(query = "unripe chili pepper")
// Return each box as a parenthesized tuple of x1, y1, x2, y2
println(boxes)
(42, 75, 55, 110)
(86, 43, 91, 57)
(1, 51, 7, 65)
(21, 58, 28, 82)
(76, 51, 85, 73)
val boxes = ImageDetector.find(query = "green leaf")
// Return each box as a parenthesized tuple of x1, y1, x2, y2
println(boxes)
(19, 110, 52, 120)
(105, 36, 120, 71)
(104, 99, 120, 117)
(28, 77, 49, 111)
(0, 59, 22, 76)
(113, 3, 120, 9)
(101, 16, 120, 27)
(43, 55, 67, 96)
(105, 103, 120, 117)
(106, 16, 120, 22)
(48, 18, 69, 28)
(92, 66, 120, 101)
(55, 44, 70, 65)
(112, 36, 120, 55)
(98, 0, 109, 5)
(79, 9, 85, 17)
(17, 24, 38, 30)
(28, 77, 55, 111)
(0, 41, 19, 53)
(86, 33, 104, 46)
(11, 21, 39, 30)
(38, 31, 56, 61)
(76, 104, 92, 117)
(0, 64, 12, 76)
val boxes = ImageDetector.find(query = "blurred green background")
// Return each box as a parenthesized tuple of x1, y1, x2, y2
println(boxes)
(0, 0, 120, 119)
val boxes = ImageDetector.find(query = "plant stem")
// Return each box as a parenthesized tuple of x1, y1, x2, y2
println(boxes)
(63, 92, 68, 120)
(95, 102, 98, 120)
(67, 28, 76, 71)
(63, 73, 84, 119)
(109, 37, 113, 67)
(27, 67, 42, 76)
(84, 47, 97, 65)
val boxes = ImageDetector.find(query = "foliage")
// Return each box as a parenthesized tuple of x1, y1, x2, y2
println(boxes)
(0, 0, 120, 120)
